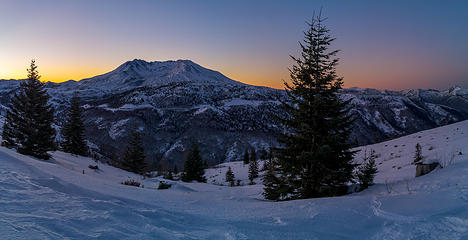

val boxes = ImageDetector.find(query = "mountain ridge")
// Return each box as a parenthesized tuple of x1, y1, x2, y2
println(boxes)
(0, 59, 468, 168)
(1, 59, 465, 94)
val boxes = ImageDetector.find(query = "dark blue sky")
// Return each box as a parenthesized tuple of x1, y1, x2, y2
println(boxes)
(1, 0, 467, 89)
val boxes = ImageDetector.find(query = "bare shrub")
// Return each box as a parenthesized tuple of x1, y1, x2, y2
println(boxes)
(88, 165, 98, 170)
(158, 181, 172, 190)
(121, 179, 141, 187)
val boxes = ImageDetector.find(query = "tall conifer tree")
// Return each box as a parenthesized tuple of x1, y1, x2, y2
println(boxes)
(225, 166, 235, 187)
(181, 142, 206, 182)
(2, 110, 19, 148)
(356, 149, 378, 191)
(62, 93, 88, 156)
(263, 160, 285, 200)
(266, 12, 356, 200)
(2, 60, 56, 159)
(413, 143, 423, 164)
(243, 148, 250, 165)
(260, 147, 269, 160)
(121, 130, 147, 174)
(248, 149, 259, 184)
(250, 148, 257, 164)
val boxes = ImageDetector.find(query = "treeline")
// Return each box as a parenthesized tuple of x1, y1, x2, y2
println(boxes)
(2, 60, 87, 159)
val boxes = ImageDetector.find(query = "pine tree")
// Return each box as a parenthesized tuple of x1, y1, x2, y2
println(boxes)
(262, 157, 271, 171)
(243, 148, 250, 165)
(268, 12, 357, 200)
(356, 149, 378, 191)
(248, 150, 259, 185)
(121, 130, 147, 174)
(2, 110, 18, 148)
(173, 164, 179, 175)
(2, 60, 56, 159)
(262, 148, 274, 171)
(413, 143, 423, 164)
(62, 93, 88, 156)
(262, 159, 288, 200)
(225, 166, 235, 187)
(181, 142, 206, 182)
(260, 147, 268, 160)
(250, 148, 257, 165)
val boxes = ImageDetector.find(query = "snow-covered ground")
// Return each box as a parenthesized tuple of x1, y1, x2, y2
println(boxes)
(1, 121, 468, 239)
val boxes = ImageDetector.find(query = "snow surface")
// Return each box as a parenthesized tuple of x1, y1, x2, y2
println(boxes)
(352, 119, 467, 184)
(1, 120, 468, 239)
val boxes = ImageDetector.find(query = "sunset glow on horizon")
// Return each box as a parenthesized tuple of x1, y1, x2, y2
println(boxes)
(1, 0, 467, 90)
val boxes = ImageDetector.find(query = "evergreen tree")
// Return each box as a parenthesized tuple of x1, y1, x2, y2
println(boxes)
(62, 93, 88, 156)
(225, 166, 235, 187)
(260, 147, 268, 160)
(263, 161, 286, 200)
(2, 110, 18, 148)
(250, 148, 257, 165)
(181, 142, 206, 182)
(243, 148, 250, 165)
(356, 149, 378, 191)
(262, 148, 274, 171)
(2, 60, 56, 159)
(248, 150, 259, 185)
(413, 143, 423, 164)
(268, 13, 357, 200)
(262, 157, 271, 171)
(173, 164, 179, 175)
(121, 130, 147, 174)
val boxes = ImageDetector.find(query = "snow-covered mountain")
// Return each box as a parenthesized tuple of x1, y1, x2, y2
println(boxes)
(75, 59, 242, 95)
(1, 118, 467, 239)
(1, 59, 468, 168)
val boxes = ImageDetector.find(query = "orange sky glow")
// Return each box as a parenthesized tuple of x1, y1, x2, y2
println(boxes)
(0, 0, 467, 91)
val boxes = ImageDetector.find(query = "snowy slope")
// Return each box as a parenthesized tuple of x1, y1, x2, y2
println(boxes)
(353, 120, 466, 184)
(205, 119, 468, 187)
(1, 120, 468, 239)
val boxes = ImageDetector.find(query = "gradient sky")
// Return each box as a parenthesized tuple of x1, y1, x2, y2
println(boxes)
(0, 0, 467, 90)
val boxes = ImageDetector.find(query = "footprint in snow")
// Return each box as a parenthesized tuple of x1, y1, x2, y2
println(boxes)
(371, 197, 420, 222)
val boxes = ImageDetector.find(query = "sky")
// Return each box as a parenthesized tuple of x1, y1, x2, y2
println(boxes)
(0, 0, 467, 90)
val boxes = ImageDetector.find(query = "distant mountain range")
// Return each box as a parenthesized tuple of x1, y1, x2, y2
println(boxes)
(1, 59, 468, 168)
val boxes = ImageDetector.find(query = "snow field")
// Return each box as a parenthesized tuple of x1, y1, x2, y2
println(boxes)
(1, 120, 468, 239)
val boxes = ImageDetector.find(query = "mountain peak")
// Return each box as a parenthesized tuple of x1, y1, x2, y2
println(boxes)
(116, 59, 148, 70)
(78, 59, 240, 92)
(128, 58, 147, 65)
(117, 59, 199, 73)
